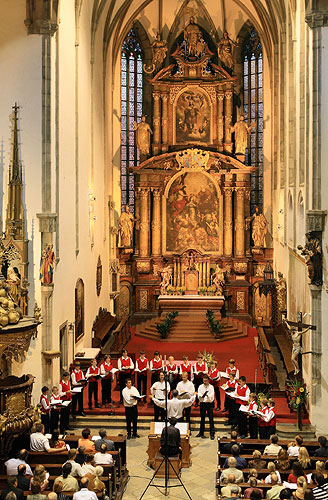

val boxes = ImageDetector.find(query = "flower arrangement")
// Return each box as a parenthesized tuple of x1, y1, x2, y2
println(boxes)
(206, 309, 224, 337)
(175, 286, 185, 295)
(257, 391, 269, 407)
(206, 285, 217, 296)
(156, 311, 179, 339)
(199, 348, 216, 369)
(285, 378, 308, 411)
(199, 286, 208, 296)
(166, 285, 176, 295)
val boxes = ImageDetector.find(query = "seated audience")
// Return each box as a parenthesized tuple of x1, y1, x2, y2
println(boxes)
(30, 423, 63, 453)
(53, 481, 70, 500)
(222, 430, 244, 454)
(0, 477, 24, 500)
(303, 490, 314, 500)
(264, 435, 282, 457)
(314, 437, 328, 458)
(16, 465, 31, 491)
(266, 473, 284, 499)
(228, 485, 242, 499)
(249, 469, 261, 484)
(244, 477, 264, 498)
(265, 463, 282, 484)
(288, 462, 307, 484)
(293, 477, 307, 500)
(81, 454, 96, 476)
(280, 489, 293, 499)
(94, 443, 113, 465)
(63, 449, 83, 478)
(84, 465, 106, 494)
(311, 474, 328, 499)
(4, 493, 17, 500)
(94, 428, 115, 451)
(298, 447, 312, 470)
(249, 450, 267, 470)
(49, 429, 66, 449)
(221, 473, 242, 498)
(288, 436, 304, 458)
(220, 457, 244, 483)
(75, 446, 86, 466)
(250, 490, 263, 500)
(26, 482, 47, 500)
(53, 463, 79, 492)
(78, 428, 95, 453)
(5, 450, 33, 476)
(223, 444, 247, 469)
(72, 477, 97, 500)
(312, 461, 328, 482)
(29, 464, 48, 492)
(275, 449, 291, 471)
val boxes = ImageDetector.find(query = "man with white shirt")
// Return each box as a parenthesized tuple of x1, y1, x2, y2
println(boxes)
(230, 376, 250, 438)
(118, 349, 134, 404)
(150, 371, 170, 421)
(196, 374, 215, 440)
(71, 361, 86, 418)
(63, 448, 83, 478)
(73, 477, 97, 500)
(152, 389, 195, 420)
(176, 372, 195, 425)
(5, 449, 33, 476)
(30, 423, 63, 453)
(81, 454, 95, 476)
(122, 378, 141, 439)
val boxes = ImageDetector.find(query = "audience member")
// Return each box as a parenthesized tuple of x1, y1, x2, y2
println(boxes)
(4, 493, 17, 500)
(84, 466, 106, 494)
(248, 450, 266, 469)
(220, 457, 244, 483)
(311, 474, 328, 499)
(298, 447, 312, 470)
(293, 477, 307, 500)
(53, 480, 70, 500)
(288, 436, 303, 458)
(78, 428, 95, 453)
(30, 423, 62, 453)
(313, 461, 328, 481)
(5, 450, 33, 476)
(279, 489, 293, 499)
(47, 494, 57, 500)
(16, 465, 31, 491)
(72, 477, 97, 500)
(0, 477, 24, 500)
(29, 464, 48, 492)
(226, 485, 241, 499)
(53, 463, 79, 492)
(303, 490, 315, 500)
(81, 454, 95, 476)
(63, 449, 83, 478)
(49, 429, 66, 449)
(314, 437, 328, 458)
(94, 443, 113, 465)
(26, 482, 47, 500)
(248, 469, 261, 484)
(264, 435, 282, 457)
(250, 490, 263, 500)
(275, 449, 291, 471)
(266, 473, 284, 499)
(288, 462, 307, 484)
(265, 463, 281, 484)
(221, 474, 242, 498)
(244, 477, 264, 498)
(75, 446, 86, 466)
(94, 428, 115, 451)
(224, 444, 247, 469)
(222, 430, 244, 454)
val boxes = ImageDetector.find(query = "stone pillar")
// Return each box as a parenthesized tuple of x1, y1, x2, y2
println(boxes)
(217, 92, 224, 151)
(310, 286, 322, 405)
(151, 188, 161, 256)
(153, 92, 161, 155)
(224, 187, 233, 257)
(224, 90, 233, 152)
(235, 188, 246, 257)
(161, 94, 169, 152)
(139, 188, 149, 257)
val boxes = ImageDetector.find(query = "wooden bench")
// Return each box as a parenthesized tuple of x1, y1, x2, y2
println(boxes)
(64, 434, 127, 466)
(215, 479, 315, 498)
(218, 453, 325, 467)
(218, 438, 319, 455)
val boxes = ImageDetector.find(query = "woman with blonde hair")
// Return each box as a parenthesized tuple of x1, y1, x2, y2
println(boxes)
(264, 462, 281, 484)
(298, 447, 312, 470)
(85, 465, 106, 494)
(248, 450, 266, 469)
(275, 448, 291, 470)
(293, 476, 307, 500)
(30, 464, 48, 492)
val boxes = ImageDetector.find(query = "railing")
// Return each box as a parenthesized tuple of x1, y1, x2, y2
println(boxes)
(112, 316, 131, 352)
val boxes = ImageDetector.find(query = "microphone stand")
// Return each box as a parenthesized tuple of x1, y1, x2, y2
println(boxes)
(139, 358, 192, 499)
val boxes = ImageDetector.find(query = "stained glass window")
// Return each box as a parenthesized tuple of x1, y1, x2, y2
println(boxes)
(243, 28, 263, 214)
(121, 29, 143, 213)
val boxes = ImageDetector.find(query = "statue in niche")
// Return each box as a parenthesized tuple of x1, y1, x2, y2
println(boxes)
(183, 16, 204, 58)
(246, 206, 268, 247)
(276, 272, 287, 314)
(118, 204, 135, 248)
(297, 232, 323, 286)
(160, 265, 173, 295)
(230, 115, 256, 155)
(151, 33, 168, 70)
(39, 244, 55, 285)
(134, 116, 153, 156)
(217, 31, 237, 71)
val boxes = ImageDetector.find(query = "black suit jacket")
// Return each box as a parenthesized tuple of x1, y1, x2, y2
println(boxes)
(222, 440, 244, 454)
(160, 425, 181, 456)
(314, 446, 328, 457)
(1, 486, 24, 500)
(17, 475, 31, 491)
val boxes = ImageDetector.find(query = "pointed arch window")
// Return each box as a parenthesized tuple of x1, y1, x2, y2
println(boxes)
(243, 28, 263, 214)
(121, 29, 143, 214)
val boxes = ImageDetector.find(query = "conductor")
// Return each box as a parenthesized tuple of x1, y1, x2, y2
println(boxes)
(159, 417, 181, 457)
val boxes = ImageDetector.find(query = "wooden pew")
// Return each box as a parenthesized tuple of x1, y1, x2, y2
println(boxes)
(218, 437, 320, 455)
(218, 453, 326, 467)
(64, 434, 127, 466)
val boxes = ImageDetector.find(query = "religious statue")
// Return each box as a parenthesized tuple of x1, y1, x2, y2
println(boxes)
(34, 302, 42, 322)
(134, 116, 153, 156)
(276, 272, 287, 314)
(6, 266, 20, 304)
(160, 265, 173, 295)
(212, 263, 229, 294)
(150, 33, 168, 72)
(283, 319, 311, 375)
(217, 31, 236, 71)
(18, 279, 29, 316)
(297, 232, 322, 286)
(183, 16, 205, 58)
(230, 115, 256, 156)
(39, 244, 56, 285)
(246, 206, 268, 247)
(118, 204, 135, 248)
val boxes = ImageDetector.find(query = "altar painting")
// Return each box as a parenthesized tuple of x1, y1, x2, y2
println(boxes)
(166, 172, 219, 253)
(176, 90, 211, 144)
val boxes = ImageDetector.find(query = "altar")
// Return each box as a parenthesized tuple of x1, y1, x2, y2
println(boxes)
(159, 295, 225, 317)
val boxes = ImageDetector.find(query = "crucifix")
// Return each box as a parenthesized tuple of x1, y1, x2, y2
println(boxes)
(283, 313, 316, 376)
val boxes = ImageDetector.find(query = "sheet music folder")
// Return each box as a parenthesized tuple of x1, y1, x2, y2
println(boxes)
(153, 422, 188, 435)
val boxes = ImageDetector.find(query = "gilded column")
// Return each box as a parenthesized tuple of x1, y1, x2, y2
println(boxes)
(153, 92, 161, 155)
(217, 92, 224, 151)
(134, 191, 140, 256)
(224, 187, 233, 256)
(245, 187, 251, 255)
(235, 188, 246, 257)
(139, 188, 149, 257)
(161, 94, 169, 152)
(173, 259, 177, 287)
(151, 188, 161, 256)
(224, 90, 233, 152)
(206, 260, 210, 287)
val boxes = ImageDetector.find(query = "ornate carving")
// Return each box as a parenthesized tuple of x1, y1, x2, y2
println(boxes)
(235, 188, 246, 200)
(25, 0, 59, 35)
(224, 221, 233, 229)
(96, 256, 102, 296)
(119, 264, 131, 277)
(139, 290, 148, 310)
(109, 259, 120, 273)
(6, 393, 25, 415)
(138, 188, 149, 200)
(136, 260, 151, 274)
(152, 221, 161, 231)
(176, 148, 210, 171)
(160, 265, 173, 294)
(144, 33, 168, 73)
(306, 210, 327, 232)
(276, 272, 287, 313)
(200, 86, 216, 104)
(297, 232, 322, 286)
(233, 261, 248, 275)
(170, 86, 184, 104)
(255, 264, 266, 277)
(0, 327, 38, 362)
(224, 188, 233, 199)
(236, 291, 245, 311)
(36, 213, 57, 233)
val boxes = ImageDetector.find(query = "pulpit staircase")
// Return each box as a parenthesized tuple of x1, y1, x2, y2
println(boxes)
(135, 313, 248, 342)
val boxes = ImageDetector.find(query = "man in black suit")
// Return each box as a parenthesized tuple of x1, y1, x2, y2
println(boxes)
(222, 430, 244, 454)
(159, 417, 181, 457)
(0, 476, 24, 500)
(16, 464, 31, 491)
(314, 436, 328, 457)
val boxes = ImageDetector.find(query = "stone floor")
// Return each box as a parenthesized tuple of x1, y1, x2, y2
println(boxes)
(123, 431, 218, 499)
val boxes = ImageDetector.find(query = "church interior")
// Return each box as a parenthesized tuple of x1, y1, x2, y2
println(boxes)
(0, 0, 328, 498)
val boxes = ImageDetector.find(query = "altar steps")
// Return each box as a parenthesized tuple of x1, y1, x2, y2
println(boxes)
(136, 314, 248, 342)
